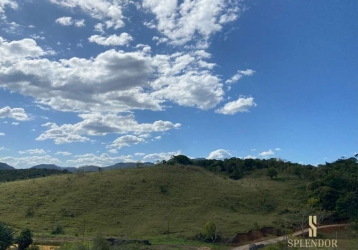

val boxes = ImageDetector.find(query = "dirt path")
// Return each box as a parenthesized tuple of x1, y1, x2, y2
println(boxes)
(230, 224, 348, 250)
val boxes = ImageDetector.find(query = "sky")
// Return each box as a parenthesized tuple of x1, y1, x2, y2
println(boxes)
(0, 0, 357, 168)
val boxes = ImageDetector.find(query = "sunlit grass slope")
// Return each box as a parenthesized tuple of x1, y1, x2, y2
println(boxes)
(0, 165, 308, 239)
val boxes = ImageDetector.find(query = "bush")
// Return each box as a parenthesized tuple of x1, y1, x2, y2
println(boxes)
(16, 229, 33, 250)
(0, 222, 14, 250)
(199, 222, 221, 243)
(51, 224, 65, 235)
(267, 168, 278, 179)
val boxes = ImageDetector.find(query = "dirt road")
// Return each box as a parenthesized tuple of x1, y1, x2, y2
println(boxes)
(230, 224, 348, 250)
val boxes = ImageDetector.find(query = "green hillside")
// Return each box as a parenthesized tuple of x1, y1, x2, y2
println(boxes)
(0, 164, 308, 239)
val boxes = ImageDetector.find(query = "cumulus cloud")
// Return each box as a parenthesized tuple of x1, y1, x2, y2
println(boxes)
(55, 151, 72, 156)
(0, 155, 62, 169)
(36, 113, 180, 144)
(0, 132, 4, 136)
(215, 97, 257, 115)
(134, 152, 145, 156)
(66, 153, 133, 167)
(107, 135, 146, 149)
(108, 149, 118, 154)
(142, 0, 242, 46)
(0, 36, 230, 114)
(19, 149, 46, 155)
(259, 149, 275, 157)
(143, 150, 181, 161)
(244, 155, 256, 159)
(0, 37, 53, 63)
(275, 148, 281, 151)
(50, 0, 125, 29)
(207, 149, 232, 159)
(225, 69, 255, 84)
(0, 106, 29, 121)
(0, 0, 18, 19)
(55, 17, 85, 27)
(88, 33, 133, 46)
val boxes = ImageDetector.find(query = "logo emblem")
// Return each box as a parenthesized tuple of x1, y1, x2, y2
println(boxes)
(309, 215, 317, 237)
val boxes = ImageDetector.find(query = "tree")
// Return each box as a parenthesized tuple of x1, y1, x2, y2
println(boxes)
(202, 222, 220, 243)
(0, 222, 14, 250)
(267, 168, 278, 179)
(16, 229, 33, 250)
(170, 155, 193, 165)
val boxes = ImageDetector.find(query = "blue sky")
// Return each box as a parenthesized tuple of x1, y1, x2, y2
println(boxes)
(0, 0, 357, 168)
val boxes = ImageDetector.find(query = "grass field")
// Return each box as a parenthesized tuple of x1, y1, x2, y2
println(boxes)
(0, 165, 309, 241)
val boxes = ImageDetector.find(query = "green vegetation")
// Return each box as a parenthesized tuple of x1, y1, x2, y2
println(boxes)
(0, 155, 357, 249)
(0, 169, 69, 183)
(0, 222, 14, 250)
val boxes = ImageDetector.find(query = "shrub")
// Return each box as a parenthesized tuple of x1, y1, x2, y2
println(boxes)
(200, 222, 221, 243)
(25, 207, 35, 218)
(51, 224, 65, 235)
(16, 228, 33, 250)
(0, 222, 14, 250)
(267, 168, 278, 179)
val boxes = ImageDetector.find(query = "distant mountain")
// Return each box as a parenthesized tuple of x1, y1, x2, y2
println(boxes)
(78, 165, 101, 172)
(31, 164, 62, 170)
(0, 162, 15, 170)
(105, 162, 154, 170)
(8, 162, 155, 172)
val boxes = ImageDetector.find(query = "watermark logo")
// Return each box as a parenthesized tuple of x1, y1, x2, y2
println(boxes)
(287, 215, 338, 248)
(308, 215, 317, 237)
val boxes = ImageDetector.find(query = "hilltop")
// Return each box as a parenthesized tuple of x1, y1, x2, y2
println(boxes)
(0, 164, 309, 239)
(0, 162, 15, 170)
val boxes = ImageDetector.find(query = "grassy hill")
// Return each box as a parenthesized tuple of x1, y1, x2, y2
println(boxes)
(0, 164, 309, 240)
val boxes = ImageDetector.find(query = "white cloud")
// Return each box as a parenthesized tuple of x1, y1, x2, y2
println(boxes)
(88, 33, 133, 46)
(207, 149, 232, 159)
(55, 17, 85, 27)
(55, 151, 72, 156)
(19, 149, 46, 155)
(28, 25, 35, 28)
(0, 155, 62, 169)
(107, 135, 146, 149)
(108, 149, 118, 154)
(0, 37, 52, 63)
(0, 0, 18, 20)
(225, 69, 255, 84)
(30, 35, 45, 40)
(0, 36, 231, 114)
(50, 0, 125, 29)
(259, 149, 275, 157)
(55, 16, 73, 26)
(36, 122, 90, 144)
(0, 132, 4, 136)
(94, 23, 105, 33)
(0, 106, 29, 121)
(66, 153, 133, 167)
(11, 122, 19, 125)
(36, 113, 180, 144)
(275, 148, 281, 151)
(244, 155, 256, 159)
(74, 19, 85, 27)
(0, 147, 5, 150)
(142, 0, 242, 46)
(215, 97, 257, 115)
(134, 152, 145, 156)
(143, 150, 181, 161)
(155, 136, 161, 140)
